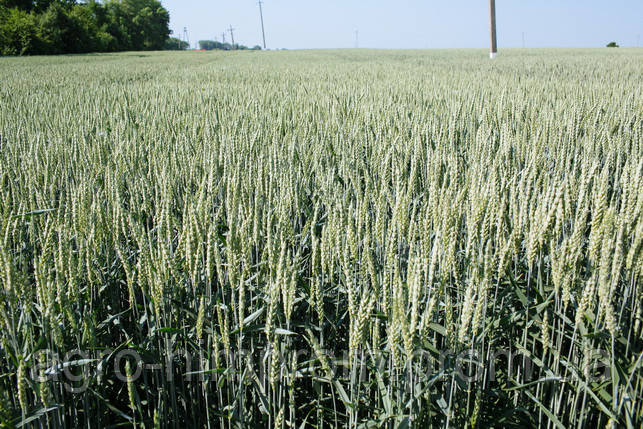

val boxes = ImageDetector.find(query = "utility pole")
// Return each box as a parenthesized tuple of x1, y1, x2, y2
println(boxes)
(355, 30, 359, 48)
(489, 0, 497, 58)
(229, 25, 235, 49)
(522, 32, 525, 49)
(183, 27, 190, 50)
(258, 1, 267, 49)
(222, 32, 226, 44)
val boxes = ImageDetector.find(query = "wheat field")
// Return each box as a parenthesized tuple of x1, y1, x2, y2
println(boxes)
(0, 49, 641, 428)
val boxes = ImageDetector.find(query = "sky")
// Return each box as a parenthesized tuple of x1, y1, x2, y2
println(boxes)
(161, 1, 643, 50)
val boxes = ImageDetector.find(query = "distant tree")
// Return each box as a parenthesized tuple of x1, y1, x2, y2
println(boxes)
(198, 39, 259, 51)
(606, 41, 619, 48)
(251, 45, 261, 50)
(165, 36, 187, 50)
(198, 39, 218, 50)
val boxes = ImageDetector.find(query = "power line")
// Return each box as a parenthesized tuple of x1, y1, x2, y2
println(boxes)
(489, 0, 497, 58)
(258, 1, 267, 49)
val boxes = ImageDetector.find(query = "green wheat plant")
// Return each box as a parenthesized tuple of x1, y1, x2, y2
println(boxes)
(0, 48, 641, 428)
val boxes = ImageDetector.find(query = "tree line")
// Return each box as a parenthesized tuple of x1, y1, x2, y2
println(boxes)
(0, 0, 171, 55)
(197, 40, 262, 51)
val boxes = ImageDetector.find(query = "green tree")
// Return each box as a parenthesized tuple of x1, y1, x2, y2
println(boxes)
(199, 39, 220, 50)
(68, 4, 113, 51)
(0, 0, 35, 11)
(606, 41, 619, 48)
(0, 0, 78, 12)
(165, 36, 187, 50)
(35, 2, 101, 54)
(199, 39, 256, 51)
(133, 2, 169, 50)
(1, 0, 171, 54)
(33, 0, 76, 13)
(0, 7, 37, 55)
(104, 0, 169, 50)
(35, 3, 70, 53)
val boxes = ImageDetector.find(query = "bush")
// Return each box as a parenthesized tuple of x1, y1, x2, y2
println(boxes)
(606, 41, 619, 48)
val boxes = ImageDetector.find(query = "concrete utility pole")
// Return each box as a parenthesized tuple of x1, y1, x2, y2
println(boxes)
(183, 27, 190, 50)
(258, 1, 267, 49)
(229, 25, 235, 48)
(489, 0, 497, 58)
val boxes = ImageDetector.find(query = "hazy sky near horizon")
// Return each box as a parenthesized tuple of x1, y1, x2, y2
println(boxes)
(161, 1, 643, 50)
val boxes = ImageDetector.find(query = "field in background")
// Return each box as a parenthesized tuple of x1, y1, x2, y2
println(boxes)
(0, 49, 641, 428)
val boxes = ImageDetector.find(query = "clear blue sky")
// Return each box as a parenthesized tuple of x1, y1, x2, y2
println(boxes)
(161, 1, 643, 50)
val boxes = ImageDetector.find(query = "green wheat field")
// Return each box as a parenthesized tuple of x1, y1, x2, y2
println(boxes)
(0, 49, 641, 428)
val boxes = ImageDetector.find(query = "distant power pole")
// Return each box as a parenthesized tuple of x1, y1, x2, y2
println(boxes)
(229, 25, 236, 48)
(258, 1, 267, 49)
(222, 32, 226, 44)
(489, 0, 497, 58)
(355, 30, 359, 48)
(183, 27, 190, 50)
(522, 32, 525, 49)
